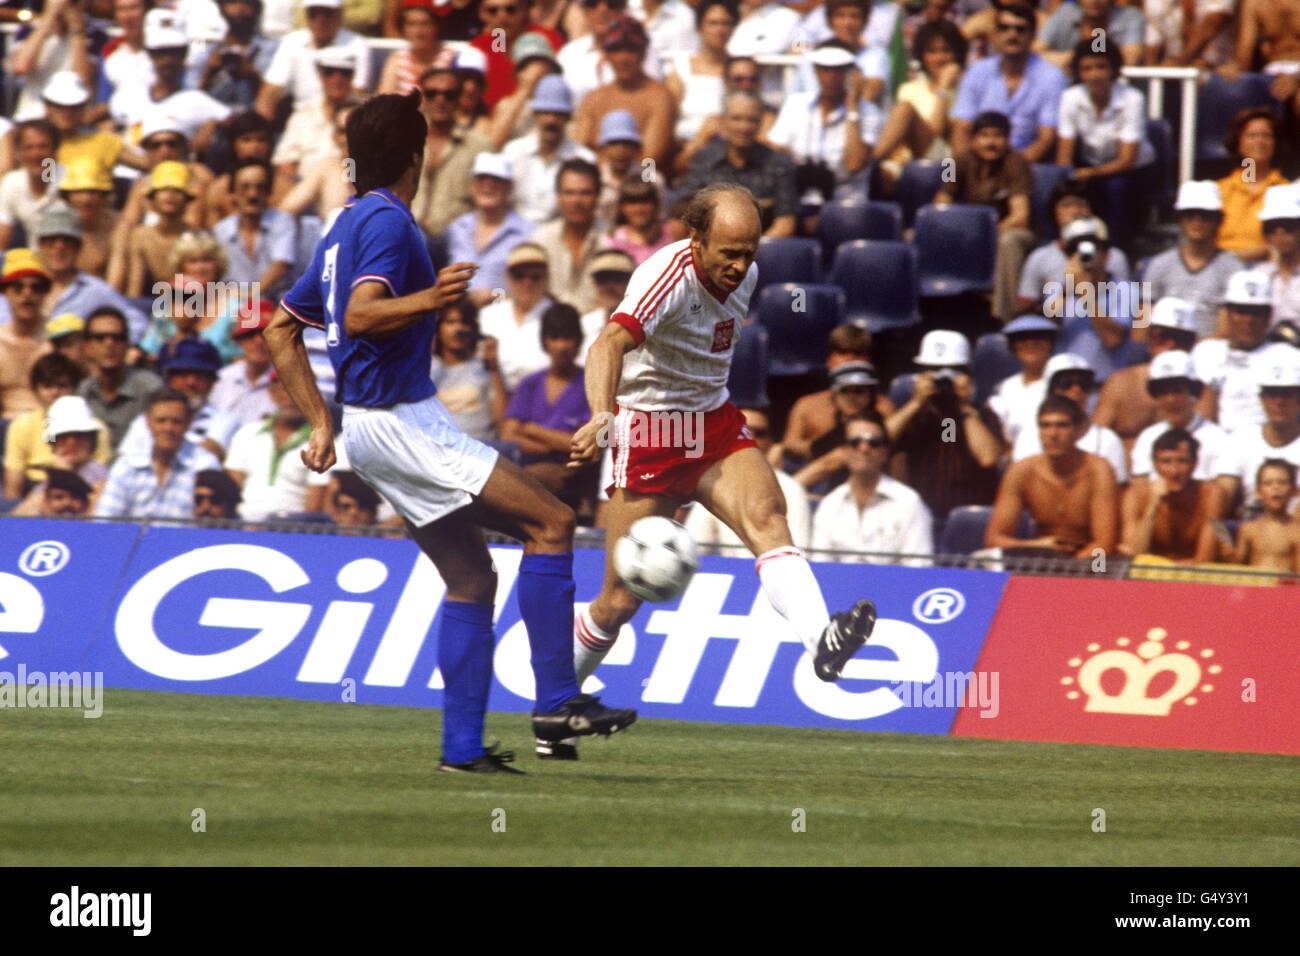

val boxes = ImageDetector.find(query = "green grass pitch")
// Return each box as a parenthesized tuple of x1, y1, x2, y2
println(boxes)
(1, 688, 1296, 866)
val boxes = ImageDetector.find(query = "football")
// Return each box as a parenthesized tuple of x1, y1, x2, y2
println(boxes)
(613, 516, 699, 603)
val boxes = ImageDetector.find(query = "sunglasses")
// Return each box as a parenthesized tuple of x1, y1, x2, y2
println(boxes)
(1147, 381, 1192, 397)
(1261, 387, 1300, 399)
(88, 331, 128, 342)
(149, 46, 188, 57)
(580, 0, 626, 7)
(423, 87, 457, 100)
(1264, 219, 1300, 233)
(509, 268, 547, 281)
(996, 22, 1031, 34)
(305, 6, 339, 16)
(847, 435, 887, 449)
(7, 279, 50, 294)
(146, 137, 185, 150)
(194, 492, 220, 504)
(320, 66, 355, 78)
(1055, 375, 1095, 391)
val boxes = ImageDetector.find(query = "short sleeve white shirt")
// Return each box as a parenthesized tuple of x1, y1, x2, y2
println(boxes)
(1129, 414, 1237, 480)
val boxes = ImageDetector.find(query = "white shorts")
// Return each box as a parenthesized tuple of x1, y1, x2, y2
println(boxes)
(342, 394, 499, 527)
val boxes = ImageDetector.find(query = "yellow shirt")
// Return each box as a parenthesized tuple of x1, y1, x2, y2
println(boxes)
(57, 131, 125, 184)
(1216, 167, 1289, 253)
(2, 408, 113, 483)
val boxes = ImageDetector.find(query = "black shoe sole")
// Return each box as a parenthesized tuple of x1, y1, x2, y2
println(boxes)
(814, 600, 876, 682)
(532, 710, 638, 742)
(536, 743, 580, 761)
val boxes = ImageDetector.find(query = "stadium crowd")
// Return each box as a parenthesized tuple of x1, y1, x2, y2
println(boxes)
(1, 0, 1299, 572)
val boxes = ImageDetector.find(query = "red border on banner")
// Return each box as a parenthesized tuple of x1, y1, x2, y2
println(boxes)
(952, 577, 1300, 755)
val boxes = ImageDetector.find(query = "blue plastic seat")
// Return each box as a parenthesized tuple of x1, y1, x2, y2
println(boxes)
(1195, 73, 1277, 163)
(939, 505, 1036, 554)
(752, 237, 822, 305)
(816, 200, 902, 267)
(896, 160, 947, 229)
(913, 203, 998, 297)
(972, 332, 1021, 406)
(827, 240, 921, 332)
(727, 324, 770, 408)
(1030, 163, 1073, 239)
(753, 283, 846, 376)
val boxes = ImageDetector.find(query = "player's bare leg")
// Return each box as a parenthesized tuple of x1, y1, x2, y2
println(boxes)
(694, 446, 877, 681)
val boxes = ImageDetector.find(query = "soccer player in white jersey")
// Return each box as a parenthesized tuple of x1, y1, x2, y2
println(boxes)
(564, 183, 877, 759)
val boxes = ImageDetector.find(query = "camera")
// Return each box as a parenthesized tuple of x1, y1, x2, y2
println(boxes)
(1076, 239, 1098, 269)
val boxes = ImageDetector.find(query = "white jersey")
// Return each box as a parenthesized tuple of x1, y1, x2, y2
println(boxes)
(1228, 424, 1300, 503)
(1129, 413, 1237, 481)
(1191, 339, 1296, 432)
(612, 239, 757, 413)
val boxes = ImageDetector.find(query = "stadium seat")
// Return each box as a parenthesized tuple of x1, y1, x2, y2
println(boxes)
(752, 237, 822, 305)
(938, 505, 1035, 554)
(972, 332, 1020, 406)
(816, 200, 903, 267)
(913, 203, 998, 297)
(753, 283, 845, 376)
(727, 324, 770, 408)
(827, 240, 921, 332)
(896, 160, 946, 229)
(1195, 73, 1277, 163)
(1030, 164, 1073, 239)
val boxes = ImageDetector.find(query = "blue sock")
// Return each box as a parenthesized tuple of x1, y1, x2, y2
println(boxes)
(438, 600, 495, 764)
(516, 552, 581, 713)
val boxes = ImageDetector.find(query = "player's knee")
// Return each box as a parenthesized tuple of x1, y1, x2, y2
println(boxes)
(534, 501, 576, 550)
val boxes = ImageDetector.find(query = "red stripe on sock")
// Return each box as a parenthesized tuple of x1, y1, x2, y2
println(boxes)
(755, 546, 803, 574)
(576, 614, 615, 652)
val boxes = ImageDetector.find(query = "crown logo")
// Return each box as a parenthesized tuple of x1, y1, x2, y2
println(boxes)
(1061, 628, 1220, 716)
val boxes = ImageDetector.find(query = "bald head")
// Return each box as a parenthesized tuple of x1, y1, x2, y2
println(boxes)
(686, 185, 760, 295)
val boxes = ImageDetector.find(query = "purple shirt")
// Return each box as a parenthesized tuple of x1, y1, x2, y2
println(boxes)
(505, 368, 590, 464)
(953, 53, 1069, 151)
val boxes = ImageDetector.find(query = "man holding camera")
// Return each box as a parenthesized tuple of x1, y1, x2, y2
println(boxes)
(193, 0, 280, 112)
(1042, 215, 1134, 383)
(886, 329, 1005, 522)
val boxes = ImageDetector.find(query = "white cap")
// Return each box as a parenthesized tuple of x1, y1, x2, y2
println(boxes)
(808, 45, 857, 68)
(43, 396, 99, 442)
(471, 151, 512, 180)
(302, 0, 344, 8)
(1149, 296, 1198, 333)
(1061, 216, 1108, 244)
(42, 71, 90, 107)
(914, 329, 970, 367)
(1173, 180, 1223, 212)
(139, 111, 185, 143)
(1258, 351, 1300, 388)
(314, 46, 358, 71)
(1223, 270, 1273, 308)
(1148, 350, 1198, 383)
(454, 47, 488, 76)
(1259, 184, 1300, 223)
(1044, 352, 1092, 380)
(144, 9, 188, 49)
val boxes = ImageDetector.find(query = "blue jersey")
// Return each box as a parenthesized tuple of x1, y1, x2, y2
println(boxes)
(282, 188, 439, 408)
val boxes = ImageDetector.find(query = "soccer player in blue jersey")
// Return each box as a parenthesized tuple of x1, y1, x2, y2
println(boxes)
(262, 91, 636, 775)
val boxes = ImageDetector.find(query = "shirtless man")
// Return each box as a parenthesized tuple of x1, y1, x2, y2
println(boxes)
(1093, 296, 1197, 457)
(1120, 428, 1224, 563)
(1235, 0, 1300, 90)
(985, 394, 1119, 558)
(57, 160, 119, 279)
(1234, 460, 1300, 571)
(118, 162, 192, 297)
(118, 119, 213, 235)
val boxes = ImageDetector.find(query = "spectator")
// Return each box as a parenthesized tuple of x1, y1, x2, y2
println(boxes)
(193, 0, 281, 112)
(790, 0, 891, 105)
(1141, 180, 1242, 339)
(665, 1, 736, 146)
(1042, 215, 1135, 383)
(95, 387, 223, 520)
(986, 393, 1119, 558)
(3, 355, 106, 497)
(270, 46, 361, 185)
(452, 47, 495, 137)
(1017, 177, 1128, 317)
(501, 75, 594, 227)
(766, 40, 881, 215)
(686, 404, 812, 551)
(886, 329, 1005, 520)
(1216, 107, 1288, 264)
(638, 0, 699, 80)
(1119, 427, 1224, 563)
(1255, 184, 1300, 328)
(119, 338, 241, 461)
(212, 158, 297, 301)
(1143, 0, 1235, 70)
(206, 112, 282, 227)
(1036, 0, 1145, 70)
(1010, 352, 1131, 484)
(470, 0, 564, 108)
(109, 11, 233, 159)
(255, 1, 371, 122)
(791, 360, 889, 489)
(579, 248, 635, 344)
(377, 0, 454, 95)
(0, 250, 54, 419)
(209, 299, 277, 426)
(1227, 351, 1300, 512)
(7, 0, 96, 122)
(1234, 460, 1300, 571)
(727, 0, 799, 57)
(444, 152, 536, 307)
(477, 241, 555, 389)
(137, 231, 242, 365)
(330, 470, 380, 525)
(486, 33, 564, 150)
(1054, 38, 1155, 246)
(193, 467, 243, 519)
(54, 159, 118, 279)
(782, 350, 896, 471)
(116, 115, 215, 236)
(500, 302, 594, 499)
(276, 103, 358, 221)
(43, 71, 146, 180)
(951, 2, 1068, 163)
(595, 112, 656, 224)
(672, 55, 778, 178)
(410, 69, 492, 237)
(810, 411, 933, 564)
(46, 313, 86, 367)
(604, 174, 675, 267)
(431, 300, 508, 443)
(7, 395, 109, 516)
(0, 119, 60, 252)
(76, 306, 163, 451)
(573, 16, 676, 169)
(116, 162, 197, 298)
(682, 90, 797, 237)
(790, 0, 902, 56)
(1093, 295, 1198, 457)
(873, 17, 966, 197)
(531, 158, 612, 313)
(935, 110, 1035, 323)
(101, 0, 152, 99)
(22, 467, 93, 517)
(557, 0, 660, 108)
(987, 314, 1058, 450)
(1193, 270, 1298, 431)
(224, 372, 331, 519)
(1236, 0, 1300, 117)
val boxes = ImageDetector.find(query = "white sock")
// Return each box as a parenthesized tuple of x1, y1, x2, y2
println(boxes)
(574, 605, 618, 684)
(756, 547, 830, 657)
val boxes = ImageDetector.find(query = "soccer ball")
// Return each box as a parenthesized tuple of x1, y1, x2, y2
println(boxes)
(613, 516, 699, 603)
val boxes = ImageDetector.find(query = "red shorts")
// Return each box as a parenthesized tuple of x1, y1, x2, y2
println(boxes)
(607, 401, 757, 499)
